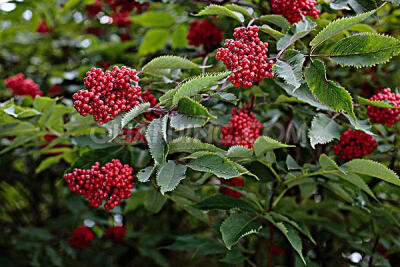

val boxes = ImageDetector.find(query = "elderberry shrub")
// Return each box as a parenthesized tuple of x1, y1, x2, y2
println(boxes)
(333, 129, 377, 160)
(105, 226, 127, 243)
(219, 177, 244, 198)
(73, 66, 141, 124)
(187, 18, 223, 52)
(5, 73, 43, 98)
(68, 226, 95, 249)
(216, 26, 274, 88)
(64, 159, 136, 211)
(220, 107, 263, 148)
(367, 88, 400, 127)
(271, 0, 320, 24)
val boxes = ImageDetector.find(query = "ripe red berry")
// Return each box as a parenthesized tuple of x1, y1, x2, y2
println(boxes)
(333, 129, 377, 160)
(73, 66, 142, 124)
(216, 26, 274, 88)
(271, 0, 320, 24)
(48, 84, 64, 96)
(105, 226, 127, 243)
(86, 0, 103, 17)
(141, 90, 159, 121)
(68, 226, 95, 249)
(187, 18, 223, 52)
(122, 126, 146, 143)
(367, 88, 400, 127)
(111, 11, 132, 27)
(36, 20, 52, 34)
(64, 159, 136, 210)
(220, 108, 263, 148)
(5, 73, 43, 98)
(219, 177, 244, 198)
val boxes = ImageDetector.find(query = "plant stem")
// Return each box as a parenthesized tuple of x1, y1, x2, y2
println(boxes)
(283, 170, 339, 185)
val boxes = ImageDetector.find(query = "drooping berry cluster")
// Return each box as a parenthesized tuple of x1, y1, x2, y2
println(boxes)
(86, 0, 103, 17)
(64, 159, 136, 210)
(187, 18, 223, 51)
(216, 26, 274, 88)
(122, 127, 146, 143)
(105, 226, 127, 243)
(367, 88, 400, 127)
(73, 66, 141, 124)
(5, 73, 43, 98)
(271, 0, 320, 24)
(219, 177, 244, 198)
(220, 108, 263, 148)
(37, 20, 52, 33)
(68, 226, 95, 249)
(333, 129, 377, 160)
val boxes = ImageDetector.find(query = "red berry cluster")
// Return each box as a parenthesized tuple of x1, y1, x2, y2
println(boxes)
(220, 108, 263, 148)
(5, 73, 43, 98)
(219, 177, 244, 198)
(68, 226, 95, 249)
(271, 0, 320, 24)
(48, 84, 64, 96)
(122, 127, 146, 143)
(333, 129, 377, 160)
(367, 88, 400, 127)
(106, 0, 149, 27)
(64, 159, 136, 210)
(187, 18, 223, 52)
(105, 226, 127, 243)
(216, 26, 274, 88)
(141, 90, 159, 121)
(86, 0, 103, 17)
(73, 66, 141, 124)
(37, 20, 52, 33)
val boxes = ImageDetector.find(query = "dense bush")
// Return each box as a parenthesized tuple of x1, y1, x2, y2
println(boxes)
(1, 0, 400, 266)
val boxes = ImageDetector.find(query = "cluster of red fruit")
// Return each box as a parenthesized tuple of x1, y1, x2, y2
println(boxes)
(367, 88, 400, 127)
(64, 159, 136, 211)
(5, 73, 43, 98)
(187, 18, 223, 52)
(271, 0, 320, 24)
(37, 20, 52, 34)
(73, 66, 142, 124)
(219, 177, 244, 198)
(333, 129, 377, 160)
(216, 26, 274, 88)
(68, 225, 127, 249)
(220, 108, 263, 148)
(86, 0, 149, 27)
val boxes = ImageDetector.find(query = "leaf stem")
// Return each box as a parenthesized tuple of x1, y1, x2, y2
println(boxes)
(283, 170, 339, 185)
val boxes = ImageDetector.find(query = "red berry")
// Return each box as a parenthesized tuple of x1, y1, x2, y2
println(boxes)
(64, 159, 136, 210)
(68, 226, 95, 249)
(73, 66, 142, 124)
(333, 129, 376, 160)
(85, 0, 102, 17)
(187, 18, 223, 51)
(105, 226, 127, 243)
(367, 88, 400, 127)
(219, 177, 244, 198)
(141, 90, 159, 121)
(271, 0, 320, 24)
(216, 26, 274, 88)
(122, 127, 146, 143)
(48, 84, 64, 95)
(37, 20, 52, 34)
(220, 108, 263, 148)
(5, 73, 43, 98)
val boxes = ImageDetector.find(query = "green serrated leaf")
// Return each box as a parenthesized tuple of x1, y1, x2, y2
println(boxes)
(220, 213, 262, 249)
(305, 59, 356, 120)
(344, 159, 400, 186)
(226, 4, 253, 18)
(35, 155, 63, 174)
(275, 223, 306, 264)
(253, 136, 295, 158)
(194, 4, 245, 23)
(332, 173, 376, 199)
(169, 137, 224, 154)
(319, 154, 344, 173)
(286, 155, 301, 170)
(172, 72, 230, 105)
(177, 97, 216, 119)
(194, 194, 257, 212)
(146, 116, 169, 165)
(308, 114, 341, 148)
(170, 114, 206, 131)
(277, 18, 316, 51)
(225, 146, 254, 158)
(172, 25, 189, 49)
(259, 15, 290, 31)
(310, 9, 376, 47)
(156, 161, 187, 194)
(187, 154, 242, 179)
(138, 29, 170, 56)
(132, 11, 175, 28)
(120, 102, 150, 129)
(358, 96, 400, 108)
(330, 33, 400, 67)
(259, 25, 285, 40)
(142, 56, 199, 74)
(137, 166, 155, 183)
(275, 50, 305, 90)
(144, 187, 167, 213)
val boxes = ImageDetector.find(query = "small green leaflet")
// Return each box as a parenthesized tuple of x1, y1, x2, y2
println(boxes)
(308, 114, 341, 148)
(194, 4, 245, 23)
(145, 116, 169, 165)
(142, 56, 199, 74)
(277, 18, 316, 51)
(187, 154, 242, 179)
(156, 161, 187, 194)
(259, 15, 290, 31)
(120, 102, 150, 130)
(137, 166, 155, 183)
(170, 114, 206, 131)
(194, 194, 257, 213)
(131, 11, 175, 28)
(253, 136, 295, 158)
(358, 96, 400, 108)
(220, 213, 262, 249)
(305, 59, 356, 121)
(275, 223, 306, 264)
(275, 50, 305, 90)
(225, 4, 253, 18)
(168, 137, 224, 154)
(177, 97, 216, 119)
(259, 25, 285, 40)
